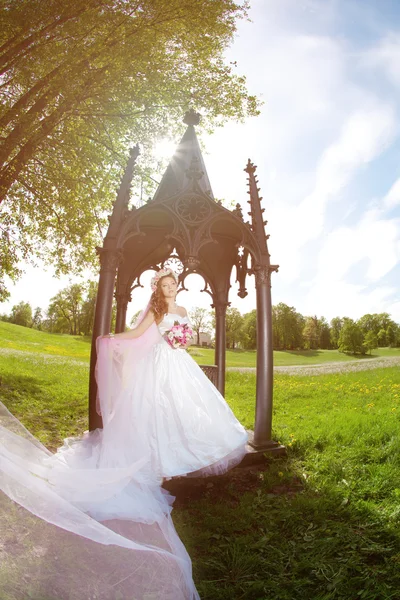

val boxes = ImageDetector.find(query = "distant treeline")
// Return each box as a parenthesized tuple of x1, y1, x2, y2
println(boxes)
(0, 282, 106, 337)
(2, 288, 399, 356)
(226, 304, 399, 355)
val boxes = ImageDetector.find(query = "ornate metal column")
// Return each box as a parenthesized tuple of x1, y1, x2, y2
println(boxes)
(88, 147, 139, 431)
(89, 249, 122, 430)
(115, 289, 131, 333)
(244, 158, 281, 452)
(252, 265, 275, 448)
(213, 300, 229, 396)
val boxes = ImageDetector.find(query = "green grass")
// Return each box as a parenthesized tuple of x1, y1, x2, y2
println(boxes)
(3, 321, 398, 368)
(0, 320, 91, 358)
(176, 367, 400, 599)
(2, 323, 400, 598)
(188, 345, 399, 367)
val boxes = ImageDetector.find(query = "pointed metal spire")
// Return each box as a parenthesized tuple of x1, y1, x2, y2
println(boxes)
(244, 159, 270, 256)
(106, 145, 140, 238)
(152, 111, 214, 202)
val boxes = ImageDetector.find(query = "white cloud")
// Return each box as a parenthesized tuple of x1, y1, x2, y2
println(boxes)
(383, 177, 400, 210)
(303, 278, 398, 321)
(364, 33, 400, 88)
(269, 103, 397, 283)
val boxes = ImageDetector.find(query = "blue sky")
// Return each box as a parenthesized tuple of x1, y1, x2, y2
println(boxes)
(2, 0, 400, 324)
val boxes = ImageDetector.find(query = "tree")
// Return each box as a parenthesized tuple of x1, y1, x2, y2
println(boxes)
(242, 309, 257, 350)
(358, 313, 380, 337)
(189, 307, 210, 345)
(32, 306, 43, 330)
(272, 303, 304, 350)
(363, 330, 378, 355)
(386, 322, 399, 347)
(47, 283, 84, 334)
(303, 316, 320, 350)
(0, 0, 259, 300)
(10, 301, 32, 327)
(225, 307, 244, 349)
(330, 317, 343, 349)
(319, 317, 331, 349)
(80, 281, 98, 336)
(338, 319, 364, 355)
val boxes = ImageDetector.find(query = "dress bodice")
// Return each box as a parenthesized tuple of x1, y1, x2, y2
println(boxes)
(157, 313, 190, 336)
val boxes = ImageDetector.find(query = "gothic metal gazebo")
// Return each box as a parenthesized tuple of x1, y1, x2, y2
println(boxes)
(89, 110, 282, 456)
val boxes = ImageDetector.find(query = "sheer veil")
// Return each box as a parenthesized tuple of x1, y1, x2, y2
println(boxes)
(0, 299, 200, 599)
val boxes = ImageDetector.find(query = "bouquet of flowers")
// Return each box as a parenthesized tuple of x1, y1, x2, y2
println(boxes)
(164, 321, 193, 349)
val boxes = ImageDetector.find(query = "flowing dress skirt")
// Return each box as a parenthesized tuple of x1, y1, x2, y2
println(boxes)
(0, 326, 248, 599)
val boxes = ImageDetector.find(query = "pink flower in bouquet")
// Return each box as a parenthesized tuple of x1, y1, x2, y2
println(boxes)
(164, 321, 193, 349)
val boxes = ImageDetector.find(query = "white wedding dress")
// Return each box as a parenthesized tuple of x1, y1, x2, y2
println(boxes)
(0, 312, 248, 599)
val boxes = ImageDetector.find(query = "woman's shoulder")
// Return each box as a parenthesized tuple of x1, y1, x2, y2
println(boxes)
(175, 306, 188, 318)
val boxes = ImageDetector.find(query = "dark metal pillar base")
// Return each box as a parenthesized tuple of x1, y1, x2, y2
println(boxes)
(244, 430, 286, 460)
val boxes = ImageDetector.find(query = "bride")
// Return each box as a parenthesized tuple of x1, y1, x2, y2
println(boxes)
(0, 268, 248, 599)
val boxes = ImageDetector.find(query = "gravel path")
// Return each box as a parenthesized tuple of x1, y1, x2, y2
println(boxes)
(228, 356, 400, 376)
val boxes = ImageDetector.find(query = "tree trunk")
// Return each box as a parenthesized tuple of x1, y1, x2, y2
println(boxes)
(0, 64, 62, 132)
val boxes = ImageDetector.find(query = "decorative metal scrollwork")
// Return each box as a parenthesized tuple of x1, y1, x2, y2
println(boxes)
(175, 193, 211, 224)
(161, 250, 184, 275)
(96, 247, 123, 273)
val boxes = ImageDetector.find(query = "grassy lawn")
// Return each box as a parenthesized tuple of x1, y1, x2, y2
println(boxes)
(2, 321, 399, 369)
(0, 321, 91, 358)
(2, 324, 400, 598)
(177, 367, 400, 599)
(189, 346, 400, 367)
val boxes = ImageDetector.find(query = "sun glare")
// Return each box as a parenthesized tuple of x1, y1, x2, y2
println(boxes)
(154, 138, 176, 161)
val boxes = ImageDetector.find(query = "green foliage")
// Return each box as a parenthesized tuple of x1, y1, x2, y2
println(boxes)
(43, 280, 114, 335)
(189, 307, 211, 345)
(272, 302, 305, 350)
(330, 316, 343, 348)
(359, 313, 400, 348)
(0, 0, 259, 300)
(225, 307, 245, 349)
(302, 315, 320, 349)
(10, 301, 33, 327)
(363, 330, 379, 355)
(338, 318, 365, 355)
(242, 309, 257, 349)
(32, 306, 43, 330)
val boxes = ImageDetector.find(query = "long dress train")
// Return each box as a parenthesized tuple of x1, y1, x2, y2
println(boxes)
(0, 313, 248, 599)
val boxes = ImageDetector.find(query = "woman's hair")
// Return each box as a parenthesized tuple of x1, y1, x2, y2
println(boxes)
(149, 275, 172, 324)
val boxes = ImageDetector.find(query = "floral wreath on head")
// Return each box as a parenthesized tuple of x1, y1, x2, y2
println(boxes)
(150, 268, 179, 292)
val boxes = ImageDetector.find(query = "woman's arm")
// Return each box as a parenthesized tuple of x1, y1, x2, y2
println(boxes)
(107, 310, 155, 340)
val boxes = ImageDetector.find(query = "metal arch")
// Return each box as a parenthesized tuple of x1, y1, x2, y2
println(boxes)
(191, 210, 263, 262)
(178, 267, 217, 302)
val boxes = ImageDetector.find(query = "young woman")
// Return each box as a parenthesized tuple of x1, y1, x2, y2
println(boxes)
(0, 268, 247, 599)
(96, 267, 248, 480)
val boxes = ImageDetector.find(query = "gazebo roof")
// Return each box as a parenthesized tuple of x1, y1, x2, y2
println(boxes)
(152, 109, 214, 203)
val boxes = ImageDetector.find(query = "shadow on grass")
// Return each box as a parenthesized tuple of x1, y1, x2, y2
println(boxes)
(283, 349, 377, 361)
(0, 372, 46, 408)
(169, 456, 400, 600)
(0, 373, 87, 450)
(70, 335, 92, 344)
(282, 349, 322, 357)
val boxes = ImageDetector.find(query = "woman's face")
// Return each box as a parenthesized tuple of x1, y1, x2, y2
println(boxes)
(159, 276, 177, 299)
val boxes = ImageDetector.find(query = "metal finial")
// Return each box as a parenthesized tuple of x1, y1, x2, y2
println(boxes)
(185, 155, 204, 181)
(129, 144, 140, 159)
(183, 109, 201, 126)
